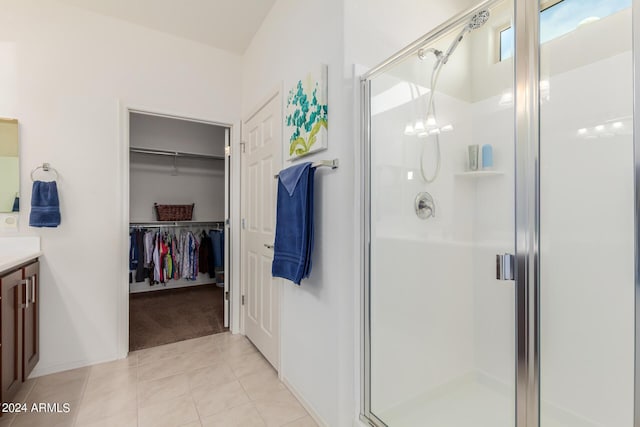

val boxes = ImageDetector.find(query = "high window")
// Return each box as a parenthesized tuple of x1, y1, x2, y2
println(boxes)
(500, 0, 631, 61)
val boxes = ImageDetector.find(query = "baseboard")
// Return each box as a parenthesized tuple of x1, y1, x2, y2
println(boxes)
(281, 376, 329, 427)
(29, 353, 123, 379)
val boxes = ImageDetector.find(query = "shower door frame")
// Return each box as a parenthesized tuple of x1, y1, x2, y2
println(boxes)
(360, 0, 640, 426)
(633, 3, 640, 427)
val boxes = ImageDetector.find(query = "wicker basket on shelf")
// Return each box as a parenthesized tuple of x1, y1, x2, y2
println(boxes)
(154, 203, 194, 221)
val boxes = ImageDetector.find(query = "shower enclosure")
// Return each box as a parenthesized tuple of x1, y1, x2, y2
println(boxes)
(361, 0, 636, 426)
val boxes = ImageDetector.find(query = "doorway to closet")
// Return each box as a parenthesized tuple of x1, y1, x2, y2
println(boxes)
(127, 111, 231, 351)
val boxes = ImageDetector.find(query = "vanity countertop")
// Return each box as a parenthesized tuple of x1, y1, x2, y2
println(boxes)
(0, 252, 43, 273)
(0, 237, 42, 273)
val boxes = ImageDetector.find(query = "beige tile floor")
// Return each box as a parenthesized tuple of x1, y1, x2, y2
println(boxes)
(1, 333, 318, 427)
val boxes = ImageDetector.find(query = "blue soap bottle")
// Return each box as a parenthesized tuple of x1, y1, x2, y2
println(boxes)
(482, 144, 493, 169)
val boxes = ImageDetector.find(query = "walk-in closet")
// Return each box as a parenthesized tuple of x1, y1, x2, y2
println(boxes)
(128, 112, 229, 351)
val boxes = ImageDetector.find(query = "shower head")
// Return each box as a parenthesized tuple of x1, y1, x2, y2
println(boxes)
(442, 9, 490, 64)
(468, 9, 490, 30)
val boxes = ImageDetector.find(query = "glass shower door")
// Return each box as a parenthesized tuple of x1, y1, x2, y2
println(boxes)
(365, 1, 516, 425)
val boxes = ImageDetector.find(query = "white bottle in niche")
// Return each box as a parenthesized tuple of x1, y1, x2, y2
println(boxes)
(468, 145, 479, 171)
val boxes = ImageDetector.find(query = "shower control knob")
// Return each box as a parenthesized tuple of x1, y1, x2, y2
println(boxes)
(415, 192, 435, 219)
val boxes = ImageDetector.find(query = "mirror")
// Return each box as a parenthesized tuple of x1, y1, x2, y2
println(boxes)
(0, 118, 19, 213)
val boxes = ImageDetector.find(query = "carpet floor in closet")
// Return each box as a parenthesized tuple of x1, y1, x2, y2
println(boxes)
(129, 284, 227, 351)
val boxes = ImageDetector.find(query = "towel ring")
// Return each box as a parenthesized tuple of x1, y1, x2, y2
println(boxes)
(30, 163, 59, 182)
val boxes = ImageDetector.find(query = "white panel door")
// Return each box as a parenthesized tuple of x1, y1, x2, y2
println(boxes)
(241, 93, 282, 368)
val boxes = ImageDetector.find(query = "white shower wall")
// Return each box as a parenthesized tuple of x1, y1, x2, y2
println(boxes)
(370, 73, 479, 414)
(469, 93, 515, 390)
(537, 51, 634, 427)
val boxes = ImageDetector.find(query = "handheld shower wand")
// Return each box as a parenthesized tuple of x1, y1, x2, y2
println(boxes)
(416, 9, 490, 183)
(442, 10, 490, 64)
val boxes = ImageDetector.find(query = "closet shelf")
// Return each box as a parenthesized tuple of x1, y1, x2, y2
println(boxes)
(129, 220, 225, 228)
(454, 170, 504, 178)
(130, 146, 225, 160)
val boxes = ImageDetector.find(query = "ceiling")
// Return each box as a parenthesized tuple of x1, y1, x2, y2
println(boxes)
(57, 0, 276, 54)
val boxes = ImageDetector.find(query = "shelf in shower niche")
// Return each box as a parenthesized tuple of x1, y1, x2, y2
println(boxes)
(454, 171, 505, 178)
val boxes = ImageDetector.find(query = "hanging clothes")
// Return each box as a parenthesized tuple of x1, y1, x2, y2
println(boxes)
(143, 230, 156, 284)
(210, 229, 224, 269)
(130, 226, 210, 285)
(134, 230, 146, 282)
(199, 232, 212, 275)
(153, 232, 161, 283)
(179, 230, 190, 280)
(129, 231, 139, 271)
(144, 231, 154, 267)
(190, 232, 200, 280)
(129, 229, 148, 283)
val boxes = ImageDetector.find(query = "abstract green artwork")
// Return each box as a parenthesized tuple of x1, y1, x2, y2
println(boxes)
(285, 65, 328, 160)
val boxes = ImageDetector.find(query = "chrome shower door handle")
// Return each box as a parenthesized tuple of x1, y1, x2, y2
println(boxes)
(496, 253, 515, 281)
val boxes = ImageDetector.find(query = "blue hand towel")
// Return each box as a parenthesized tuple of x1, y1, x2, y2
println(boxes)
(29, 181, 61, 227)
(272, 162, 315, 285)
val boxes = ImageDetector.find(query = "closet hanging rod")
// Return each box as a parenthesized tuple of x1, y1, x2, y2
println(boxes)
(130, 146, 225, 161)
(129, 220, 225, 228)
(273, 159, 339, 179)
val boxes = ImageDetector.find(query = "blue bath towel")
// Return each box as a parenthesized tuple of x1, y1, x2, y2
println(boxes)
(272, 162, 315, 285)
(29, 181, 61, 227)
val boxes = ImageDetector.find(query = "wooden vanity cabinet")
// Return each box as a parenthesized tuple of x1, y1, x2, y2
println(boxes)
(1, 268, 23, 404)
(0, 259, 40, 405)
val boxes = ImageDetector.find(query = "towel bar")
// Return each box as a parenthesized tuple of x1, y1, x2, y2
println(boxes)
(274, 159, 339, 179)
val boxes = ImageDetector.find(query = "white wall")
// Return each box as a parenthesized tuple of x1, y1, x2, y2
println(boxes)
(130, 113, 226, 156)
(242, 2, 354, 425)
(129, 113, 226, 222)
(129, 154, 225, 222)
(0, 0, 241, 376)
(344, 0, 477, 71)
